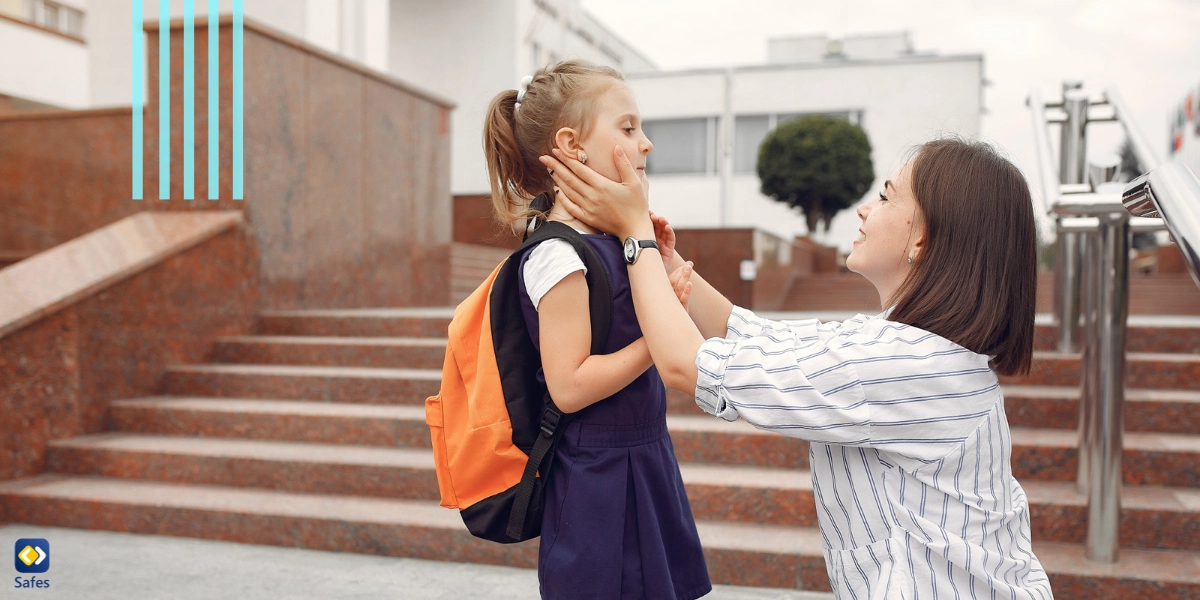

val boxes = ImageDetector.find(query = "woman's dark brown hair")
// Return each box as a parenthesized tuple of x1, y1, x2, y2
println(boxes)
(889, 138, 1037, 376)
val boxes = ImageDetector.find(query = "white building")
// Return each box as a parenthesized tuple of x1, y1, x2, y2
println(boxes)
(0, 0, 652, 198)
(629, 32, 985, 250)
(1, 3, 984, 252)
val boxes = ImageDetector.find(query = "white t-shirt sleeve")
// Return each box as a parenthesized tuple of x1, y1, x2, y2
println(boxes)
(522, 238, 588, 310)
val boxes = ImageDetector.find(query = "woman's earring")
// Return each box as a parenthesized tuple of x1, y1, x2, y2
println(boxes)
(579, 151, 587, 164)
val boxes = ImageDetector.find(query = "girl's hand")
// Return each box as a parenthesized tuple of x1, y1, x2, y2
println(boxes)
(669, 261, 694, 309)
(540, 146, 653, 240)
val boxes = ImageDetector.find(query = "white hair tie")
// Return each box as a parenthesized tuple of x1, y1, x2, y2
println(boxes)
(514, 75, 533, 112)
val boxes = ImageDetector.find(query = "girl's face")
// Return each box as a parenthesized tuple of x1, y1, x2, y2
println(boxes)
(575, 83, 653, 187)
(845, 161, 926, 305)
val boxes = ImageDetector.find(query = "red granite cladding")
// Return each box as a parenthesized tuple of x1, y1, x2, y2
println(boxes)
(0, 108, 134, 254)
(255, 308, 454, 337)
(1000, 352, 1200, 390)
(107, 398, 433, 447)
(1034, 322, 1200, 353)
(1001, 387, 1200, 434)
(45, 434, 439, 499)
(668, 416, 810, 469)
(0, 228, 257, 482)
(209, 335, 446, 369)
(160, 364, 441, 404)
(0, 476, 541, 569)
(0, 17, 454, 310)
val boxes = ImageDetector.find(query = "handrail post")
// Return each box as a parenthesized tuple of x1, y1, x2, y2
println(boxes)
(1084, 210, 1130, 564)
(1055, 89, 1090, 352)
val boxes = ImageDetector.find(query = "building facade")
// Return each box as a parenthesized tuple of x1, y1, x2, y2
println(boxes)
(629, 32, 985, 250)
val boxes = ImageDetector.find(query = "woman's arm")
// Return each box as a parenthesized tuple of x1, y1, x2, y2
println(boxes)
(541, 147, 709, 393)
(651, 213, 734, 340)
(537, 270, 654, 413)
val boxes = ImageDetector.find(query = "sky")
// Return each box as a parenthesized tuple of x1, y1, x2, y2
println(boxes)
(579, 0, 1200, 242)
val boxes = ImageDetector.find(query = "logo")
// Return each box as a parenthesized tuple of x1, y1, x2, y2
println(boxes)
(14, 539, 49, 574)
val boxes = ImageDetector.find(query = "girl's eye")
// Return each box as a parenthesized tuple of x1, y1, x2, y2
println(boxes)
(624, 127, 635, 134)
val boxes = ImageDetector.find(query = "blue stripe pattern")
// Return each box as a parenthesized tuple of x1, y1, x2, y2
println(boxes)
(232, 0, 243, 200)
(158, 0, 169, 200)
(132, 0, 143, 200)
(694, 306, 1052, 599)
(183, 0, 194, 200)
(207, 0, 219, 199)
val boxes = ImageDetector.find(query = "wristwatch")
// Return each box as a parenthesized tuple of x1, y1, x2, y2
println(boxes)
(622, 237, 659, 265)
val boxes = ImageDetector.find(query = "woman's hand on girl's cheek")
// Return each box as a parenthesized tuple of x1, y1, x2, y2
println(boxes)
(538, 146, 651, 239)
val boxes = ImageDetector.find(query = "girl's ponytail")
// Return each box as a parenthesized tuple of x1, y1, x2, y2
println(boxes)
(484, 89, 530, 227)
(481, 60, 625, 230)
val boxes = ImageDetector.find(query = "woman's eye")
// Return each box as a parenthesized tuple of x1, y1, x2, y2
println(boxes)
(878, 192, 888, 202)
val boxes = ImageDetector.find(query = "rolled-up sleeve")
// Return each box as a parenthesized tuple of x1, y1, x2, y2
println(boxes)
(693, 306, 999, 454)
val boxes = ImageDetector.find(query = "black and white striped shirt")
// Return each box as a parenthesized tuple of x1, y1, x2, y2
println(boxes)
(695, 307, 1053, 600)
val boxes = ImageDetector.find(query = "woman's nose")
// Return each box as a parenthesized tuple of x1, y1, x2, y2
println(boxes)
(857, 202, 869, 220)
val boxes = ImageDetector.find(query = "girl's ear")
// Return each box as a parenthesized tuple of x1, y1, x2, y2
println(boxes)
(553, 127, 584, 161)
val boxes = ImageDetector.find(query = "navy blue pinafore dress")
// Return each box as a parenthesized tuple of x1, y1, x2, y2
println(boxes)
(518, 232, 711, 600)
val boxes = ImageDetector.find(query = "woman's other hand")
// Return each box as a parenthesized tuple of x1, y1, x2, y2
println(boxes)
(540, 146, 652, 240)
(669, 261, 694, 309)
(650, 211, 684, 273)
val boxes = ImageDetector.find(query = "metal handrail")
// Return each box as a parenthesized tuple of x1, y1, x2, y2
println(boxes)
(1123, 163, 1200, 289)
(1026, 82, 1182, 565)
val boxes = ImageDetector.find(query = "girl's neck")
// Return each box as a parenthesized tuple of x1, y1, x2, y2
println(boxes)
(547, 206, 603, 235)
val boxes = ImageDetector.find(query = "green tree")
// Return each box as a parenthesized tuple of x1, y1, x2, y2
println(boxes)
(756, 115, 874, 234)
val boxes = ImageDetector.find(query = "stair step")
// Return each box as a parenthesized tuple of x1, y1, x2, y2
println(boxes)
(42, 432, 1200, 551)
(0, 475, 828, 591)
(108, 397, 431, 447)
(162, 364, 441, 404)
(4, 475, 1198, 597)
(1002, 386, 1200, 434)
(1002, 351, 1200, 390)
(1010, 428, 1200, 487)
(257, 308, 453, 338)
(46, 434, 437, 499)
(212, 336, 447, 369)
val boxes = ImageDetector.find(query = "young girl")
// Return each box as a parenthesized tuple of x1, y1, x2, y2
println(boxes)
(483, 60, 711, 600)
(542, 138, 1054, 599)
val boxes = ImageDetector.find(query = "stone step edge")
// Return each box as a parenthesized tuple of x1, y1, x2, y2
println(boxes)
(3, 475, 1198, 588)
(44, 433, 1200, 513)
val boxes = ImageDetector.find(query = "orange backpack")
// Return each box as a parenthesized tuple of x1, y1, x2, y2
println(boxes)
(425, 221, 613, 543)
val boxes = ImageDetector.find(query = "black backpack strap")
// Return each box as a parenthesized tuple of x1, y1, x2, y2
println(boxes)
(504, 219, 614, 540)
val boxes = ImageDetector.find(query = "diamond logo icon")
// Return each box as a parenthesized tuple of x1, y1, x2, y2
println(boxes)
(14, 538, 49, 573)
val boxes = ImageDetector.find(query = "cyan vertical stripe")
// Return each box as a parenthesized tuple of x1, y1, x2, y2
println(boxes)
(207, 0, 218, 199)
(132, 0, 143, 200)
(233, 0, 243, 200)
(183, 0, 194, 200)
(158, 0, 169, 200)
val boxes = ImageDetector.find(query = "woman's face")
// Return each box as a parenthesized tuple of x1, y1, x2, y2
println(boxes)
(576, 83, 653, 187)
(845, 161, 926, 304)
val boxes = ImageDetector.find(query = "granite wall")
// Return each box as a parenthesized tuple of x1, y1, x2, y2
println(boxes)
(0, 16, 455, 309)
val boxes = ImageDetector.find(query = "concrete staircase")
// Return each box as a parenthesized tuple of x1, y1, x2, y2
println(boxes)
(2, 308, 1199, 598)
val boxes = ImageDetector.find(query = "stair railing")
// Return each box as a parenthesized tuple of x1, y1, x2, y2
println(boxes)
(1027, 82, 1200, 564)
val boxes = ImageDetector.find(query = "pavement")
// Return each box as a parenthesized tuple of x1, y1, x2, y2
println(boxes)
(1, 524, 834, 600)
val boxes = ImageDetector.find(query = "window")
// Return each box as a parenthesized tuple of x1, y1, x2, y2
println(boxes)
(19, 0, 84, 39)
(734, 111, 863, 174)
(644, 118, 713, 175)
(734, 116, 769, 174)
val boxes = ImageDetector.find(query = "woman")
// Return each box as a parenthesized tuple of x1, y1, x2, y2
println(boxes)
(539, 138, 1053, 599)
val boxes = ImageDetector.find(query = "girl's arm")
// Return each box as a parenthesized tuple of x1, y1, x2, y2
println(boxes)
(538, 270, 653, 413)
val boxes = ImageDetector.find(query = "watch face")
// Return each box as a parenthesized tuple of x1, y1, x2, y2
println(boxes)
(623, 238, 637, 263)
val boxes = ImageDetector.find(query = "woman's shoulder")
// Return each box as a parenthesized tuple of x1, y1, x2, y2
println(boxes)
(838, 312, 990, 363)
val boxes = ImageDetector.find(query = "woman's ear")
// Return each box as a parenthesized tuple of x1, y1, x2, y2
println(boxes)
(553, 127, 585, 161)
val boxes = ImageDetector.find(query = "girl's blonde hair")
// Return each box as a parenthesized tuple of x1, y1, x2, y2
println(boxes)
(484, 59, 624, 227)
